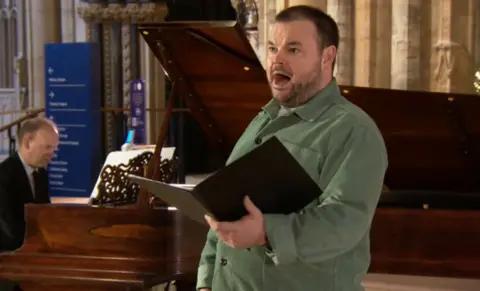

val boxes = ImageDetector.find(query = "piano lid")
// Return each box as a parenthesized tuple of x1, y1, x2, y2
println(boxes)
(138, 21, 272, 155)
(138, 21, 480, 194)
(341, 85, 480, 194)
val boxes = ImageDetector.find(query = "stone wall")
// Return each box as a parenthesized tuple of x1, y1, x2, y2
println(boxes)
(254, 0, 480, 94)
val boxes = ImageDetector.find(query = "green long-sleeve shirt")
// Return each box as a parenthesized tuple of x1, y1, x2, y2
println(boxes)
(196, 79, 388, 291)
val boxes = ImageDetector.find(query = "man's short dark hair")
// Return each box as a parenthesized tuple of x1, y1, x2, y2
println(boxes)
(18, 117, 57, 144)
(275, 5, 339, 68)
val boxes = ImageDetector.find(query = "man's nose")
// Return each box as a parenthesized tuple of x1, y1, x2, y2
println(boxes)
(272, 49, 287, 64)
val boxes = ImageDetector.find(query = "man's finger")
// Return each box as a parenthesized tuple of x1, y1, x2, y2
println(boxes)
(205, 215, 239, 232)
(216, 221, 239, 232)
(244, 196, 261, 215)
(204, 215, 218, 230)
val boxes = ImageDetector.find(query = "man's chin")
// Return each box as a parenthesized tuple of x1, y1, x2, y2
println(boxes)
(271, 87, 292, 100)
(272, 92, 293, 103)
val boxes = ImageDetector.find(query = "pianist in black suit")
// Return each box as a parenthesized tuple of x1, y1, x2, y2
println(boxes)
(0, 117, 59, 252)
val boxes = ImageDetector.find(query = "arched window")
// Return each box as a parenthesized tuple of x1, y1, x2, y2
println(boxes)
(0, 0, 18, 88)
(0, 0, 23, 156)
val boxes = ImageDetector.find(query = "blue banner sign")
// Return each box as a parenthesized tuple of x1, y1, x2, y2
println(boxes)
(45, 42, 101, 198)
(130, 79, 146, 144)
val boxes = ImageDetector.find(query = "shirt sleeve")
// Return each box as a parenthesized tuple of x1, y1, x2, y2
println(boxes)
(196, 228, 219, 289)
(263, 124, 388, 265)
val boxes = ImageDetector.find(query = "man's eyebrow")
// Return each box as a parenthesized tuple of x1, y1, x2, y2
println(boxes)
(267, 41, 303, 46)
(287, 41, 302, 46)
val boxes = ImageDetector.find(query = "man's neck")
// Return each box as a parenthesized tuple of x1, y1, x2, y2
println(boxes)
(18, 150, 32, 167)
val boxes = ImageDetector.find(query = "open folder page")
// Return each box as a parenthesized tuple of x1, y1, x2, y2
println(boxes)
(129, 136, 322, 224)
(128, 175, 210, 225)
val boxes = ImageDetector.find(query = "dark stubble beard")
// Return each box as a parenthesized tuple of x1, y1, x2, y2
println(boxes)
(275, 64, 323, 108)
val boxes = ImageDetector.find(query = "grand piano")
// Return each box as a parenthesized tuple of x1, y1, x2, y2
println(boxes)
(2, 11, 480, 291)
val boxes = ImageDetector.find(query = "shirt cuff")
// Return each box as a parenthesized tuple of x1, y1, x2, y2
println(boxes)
(196, 263, 214, 290)
(264, 214, 297, 265)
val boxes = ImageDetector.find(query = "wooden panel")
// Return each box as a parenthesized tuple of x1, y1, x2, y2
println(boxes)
(342, 86, 480, 192)
(370, 208, 480, 279)
(0, 204, 208, 290)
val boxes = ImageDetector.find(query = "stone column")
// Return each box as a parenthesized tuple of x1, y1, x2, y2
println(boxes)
(327, 0, 354, 86)
(61, 0, 76, 42)
(431, 0, 476, 94)
(287, 0, 327, 10)
(74, 0, 87, 42)
(26, 0, 61, 109)
(354, 0, 391, 88)
(391, 0, 422, 90)
(140, 38, 165, 145)
(475, 4, 480, 69)
(258, 0, 277, 67)
(276, 0, 288, 12)
(136, 3, 168, 145)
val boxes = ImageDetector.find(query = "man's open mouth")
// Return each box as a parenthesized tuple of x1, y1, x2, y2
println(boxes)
(272, 71, 292, 87)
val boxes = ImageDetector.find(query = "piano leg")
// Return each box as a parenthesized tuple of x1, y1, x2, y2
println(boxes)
(173, 280, 196, 291)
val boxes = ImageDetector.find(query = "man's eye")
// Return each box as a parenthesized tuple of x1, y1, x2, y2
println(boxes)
(289, 48, 300, 54)
(268, 46, 277, 53)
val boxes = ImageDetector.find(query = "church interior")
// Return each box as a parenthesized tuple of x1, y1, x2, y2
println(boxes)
(1, 0, 480, 290)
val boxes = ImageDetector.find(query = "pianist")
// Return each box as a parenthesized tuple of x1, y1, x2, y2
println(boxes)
(0, 117, 58, 252)
(197, 5, 388, 291)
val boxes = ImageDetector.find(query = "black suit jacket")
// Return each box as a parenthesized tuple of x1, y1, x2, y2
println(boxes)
(0, 152, 50, 252)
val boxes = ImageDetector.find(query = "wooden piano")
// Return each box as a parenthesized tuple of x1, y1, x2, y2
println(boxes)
(2, 19, 480, 291)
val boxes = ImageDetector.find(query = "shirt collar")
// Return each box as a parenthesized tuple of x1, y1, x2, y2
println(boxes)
(262, 79, 341, 121)
(18, 152, 36, 176)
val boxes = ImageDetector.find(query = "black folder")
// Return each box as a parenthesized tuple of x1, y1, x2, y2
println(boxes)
(128, 136, 321, 225)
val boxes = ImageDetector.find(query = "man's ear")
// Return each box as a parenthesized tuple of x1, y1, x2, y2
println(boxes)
(322, 45, 337, 66)
(23, 134, 32, 150)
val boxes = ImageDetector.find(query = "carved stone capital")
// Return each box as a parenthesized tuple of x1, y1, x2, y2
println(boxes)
(136, 3, 167, 23)
(124, 3, 141, 23)
(77, 2, 167, 24)
(102, 3, 125, 22)
(77, 3, 106, 23)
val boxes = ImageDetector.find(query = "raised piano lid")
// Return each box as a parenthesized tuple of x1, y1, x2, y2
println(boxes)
(340, 86, 480, 197)
(138, 21, 480, 199)
(138, 21, 271, 156)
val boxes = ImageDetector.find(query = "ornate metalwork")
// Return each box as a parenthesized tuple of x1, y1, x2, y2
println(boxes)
(92, 151, 153, 206)
(91, 151, 178, 206)
(122, 24, 132, 127)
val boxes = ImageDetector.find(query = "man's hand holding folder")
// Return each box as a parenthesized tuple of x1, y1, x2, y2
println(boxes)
(204, 196, 267, 249)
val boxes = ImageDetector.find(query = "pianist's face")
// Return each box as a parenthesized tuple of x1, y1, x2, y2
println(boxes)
(267, 20, 334, 107)
(24, 126, 59, 168)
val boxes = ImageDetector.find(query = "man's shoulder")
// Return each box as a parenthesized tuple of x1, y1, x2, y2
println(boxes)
(327, 99, 382, 135)
(319, 100, 386, 153)
(0, 155, 14, 171)
(0, 154, 21, 178)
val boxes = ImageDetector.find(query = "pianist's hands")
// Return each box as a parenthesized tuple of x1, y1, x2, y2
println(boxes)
(205, 196, 267, 249)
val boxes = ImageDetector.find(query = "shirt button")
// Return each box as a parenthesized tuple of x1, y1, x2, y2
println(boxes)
(220, 258, 227, 266)
(254, 137, 262, 145)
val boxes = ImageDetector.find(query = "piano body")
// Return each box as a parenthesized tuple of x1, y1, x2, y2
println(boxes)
(1, 18, 480, 291)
